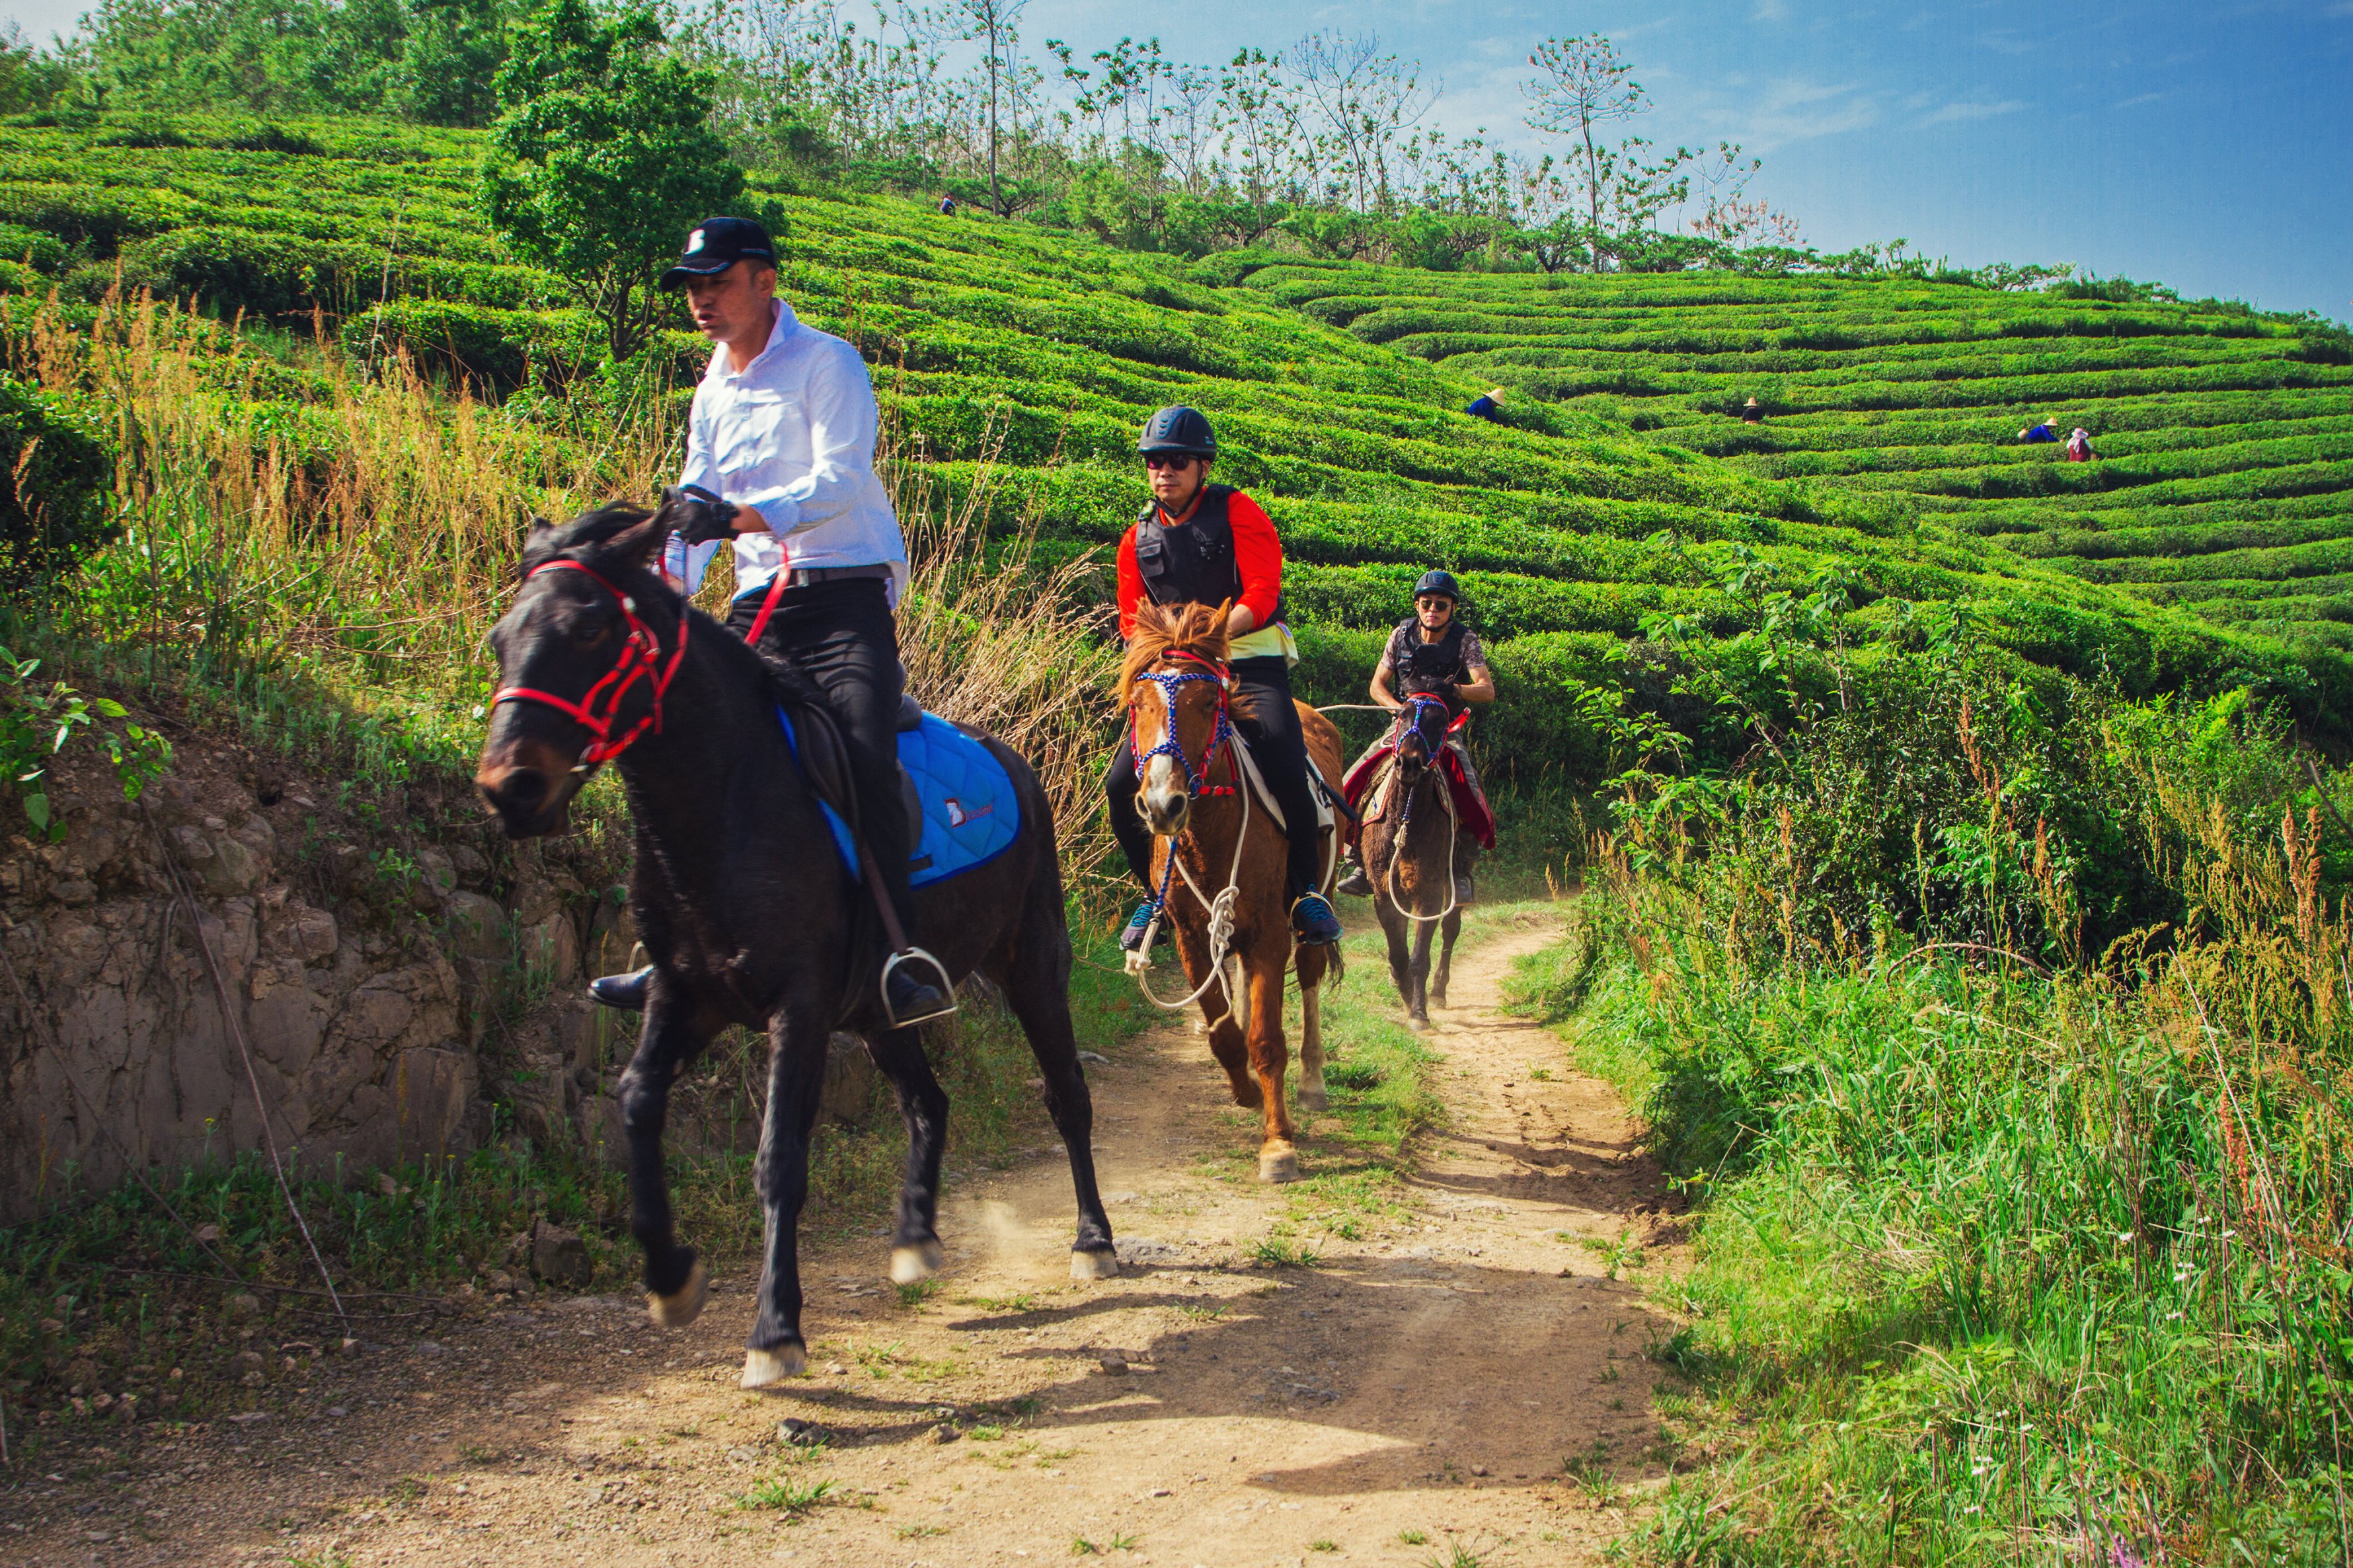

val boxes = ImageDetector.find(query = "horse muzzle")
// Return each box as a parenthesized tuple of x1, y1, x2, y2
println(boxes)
(1138, 757, 1192, 835)
(476, 746, 582, 839)
(1139, 784, 1190, 837)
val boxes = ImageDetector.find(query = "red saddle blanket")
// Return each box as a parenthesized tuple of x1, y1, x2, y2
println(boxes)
(1342, 745, 1496, 851)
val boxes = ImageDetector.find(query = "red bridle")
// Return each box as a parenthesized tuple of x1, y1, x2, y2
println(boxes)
(491, 558, 689, 772)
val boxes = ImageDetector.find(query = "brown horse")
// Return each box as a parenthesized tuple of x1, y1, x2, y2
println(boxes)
(1120, 603, 1345, 1182)
(1360, 695, 1469, 1031)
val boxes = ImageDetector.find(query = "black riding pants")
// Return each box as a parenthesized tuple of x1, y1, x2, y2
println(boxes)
(1105, 654, 1321, 904)
(726, 578, 915, 934)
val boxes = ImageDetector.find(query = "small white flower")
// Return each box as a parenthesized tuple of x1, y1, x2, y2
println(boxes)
(2166, 1312, 2182, 1320)
(2220, 1230, 2236, 1240)
(2115, 1232, 2134, 1243)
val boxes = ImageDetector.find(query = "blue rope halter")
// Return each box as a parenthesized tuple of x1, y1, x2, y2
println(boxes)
(1128, 652, 1239, 913)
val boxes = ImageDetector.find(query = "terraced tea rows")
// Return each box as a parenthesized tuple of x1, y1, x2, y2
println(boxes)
(1241, 263, 2353, 656)
(2, 111, 2343, 762)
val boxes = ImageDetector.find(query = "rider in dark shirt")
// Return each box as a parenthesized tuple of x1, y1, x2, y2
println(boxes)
(1336, 571, 1494, 901)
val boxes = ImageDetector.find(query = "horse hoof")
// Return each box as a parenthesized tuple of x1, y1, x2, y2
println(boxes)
(1300, 1088, 1329, 1111)
(1071, 1249, 1121, 1283)
(1258, 1148, 1300, 1183)
(1407, 1015, 1432, 1035)
(890, 1240, 944, 1285)
(648, 1259, 708, 1329)
(741, 1343, 807, 1390)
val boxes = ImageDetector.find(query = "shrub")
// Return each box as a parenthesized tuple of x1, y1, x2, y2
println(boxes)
(0, 373, 113, 585)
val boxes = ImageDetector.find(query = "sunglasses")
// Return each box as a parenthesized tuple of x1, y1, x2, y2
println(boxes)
(1143, 453, 1197, 471)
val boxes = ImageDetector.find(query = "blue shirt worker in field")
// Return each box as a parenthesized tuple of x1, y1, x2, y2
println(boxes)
(1334, 570, 1495, 902)
(1106, 405, 1345, 955)
(2020, 418, 2060, 443)
(1465, 386, 1508, 422)
(584, 215, 951, 1027)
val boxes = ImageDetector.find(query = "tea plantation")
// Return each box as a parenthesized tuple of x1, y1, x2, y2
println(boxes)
(3, 111, 2344, 770)
(1240, 262, 2353, 657)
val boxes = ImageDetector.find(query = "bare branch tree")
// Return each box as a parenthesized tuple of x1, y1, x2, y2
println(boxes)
(1522, 33, 1644, 262)
(1285, 30, 1436, 214)
(960, 0, 1027, 213)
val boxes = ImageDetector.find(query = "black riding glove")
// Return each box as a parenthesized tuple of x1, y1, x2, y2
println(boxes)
(661, 484, 740, 546)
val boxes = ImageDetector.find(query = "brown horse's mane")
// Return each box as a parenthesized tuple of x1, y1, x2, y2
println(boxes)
(1118, 601, 1230, 700)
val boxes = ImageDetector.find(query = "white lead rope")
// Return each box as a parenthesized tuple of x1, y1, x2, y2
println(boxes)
(1378, 765, 1463, 928)
(1128, 768, 1253, 1024)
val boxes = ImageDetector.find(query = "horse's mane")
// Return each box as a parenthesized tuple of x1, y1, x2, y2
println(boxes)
(1118, 601, 1229, 700)
(521, 500, 659, 573)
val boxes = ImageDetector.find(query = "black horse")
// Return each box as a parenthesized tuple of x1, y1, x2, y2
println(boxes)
(475, 503, 1116, 1389)
(1359, 696, 1469, 1031)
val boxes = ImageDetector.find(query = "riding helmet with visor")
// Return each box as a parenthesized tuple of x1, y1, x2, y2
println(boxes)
(1414, 569, 1462, 604)
(1138, 405, 1217, 459)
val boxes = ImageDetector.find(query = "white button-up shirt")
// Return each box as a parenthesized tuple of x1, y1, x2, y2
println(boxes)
(664, 299, 908, 605)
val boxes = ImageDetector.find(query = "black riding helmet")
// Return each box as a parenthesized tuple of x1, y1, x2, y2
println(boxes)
(1138, 405, 1217, 459)
(1414, 569, 1462, 604)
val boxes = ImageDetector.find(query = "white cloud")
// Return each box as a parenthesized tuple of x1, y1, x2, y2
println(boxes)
(2114, 90, 2167, 109)
(1753, 0, 1791, 20)
(1921, 98, 2027, 125)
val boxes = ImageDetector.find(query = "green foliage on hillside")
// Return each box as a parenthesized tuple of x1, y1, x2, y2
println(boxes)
(1, 108, 2341, 775)
(1241, 260, 2353, 669)
(1510, 660, 2353, 1563)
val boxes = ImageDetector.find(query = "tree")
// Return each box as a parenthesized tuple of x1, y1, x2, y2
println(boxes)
(1286, 30, 1434, 214)
(481, 0, 744, 361)
(1522, 32, 1653, 268)
(960, 0, 1025, 215)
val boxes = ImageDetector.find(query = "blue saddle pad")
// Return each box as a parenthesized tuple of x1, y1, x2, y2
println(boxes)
(775, 706, 1021, 888)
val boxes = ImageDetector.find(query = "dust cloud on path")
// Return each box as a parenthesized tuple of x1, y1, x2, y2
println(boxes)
(5, 907, 1692, 1568)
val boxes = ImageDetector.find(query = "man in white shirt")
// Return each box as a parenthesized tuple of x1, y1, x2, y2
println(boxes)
(588, 216, 948, 1026)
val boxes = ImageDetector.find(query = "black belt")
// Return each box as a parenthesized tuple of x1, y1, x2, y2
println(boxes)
(736, 564, 893, 597)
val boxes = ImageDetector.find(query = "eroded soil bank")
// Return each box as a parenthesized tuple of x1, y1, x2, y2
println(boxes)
(1, 909, 1692, 1567)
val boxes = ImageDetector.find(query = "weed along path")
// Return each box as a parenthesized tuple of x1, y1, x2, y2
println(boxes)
(5, 905, 1690, 1568)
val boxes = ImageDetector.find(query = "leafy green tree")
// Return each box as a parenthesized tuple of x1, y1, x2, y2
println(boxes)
(393, 0, 515, 126)
(481, 0, 744, 361)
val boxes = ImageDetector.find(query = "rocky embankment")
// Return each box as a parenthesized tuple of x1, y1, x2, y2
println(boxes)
(0, 728, 647, 1225)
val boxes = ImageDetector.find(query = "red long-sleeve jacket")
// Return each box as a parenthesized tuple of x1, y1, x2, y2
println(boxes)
(1115, 492, 1284, 638)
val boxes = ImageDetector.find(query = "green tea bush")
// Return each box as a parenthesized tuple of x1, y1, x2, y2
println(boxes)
(0, 373, 111, 584)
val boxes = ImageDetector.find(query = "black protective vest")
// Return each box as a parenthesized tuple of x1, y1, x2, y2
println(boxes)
(1134, 484, 1289, 628)
(1395, 617, 1471, 712)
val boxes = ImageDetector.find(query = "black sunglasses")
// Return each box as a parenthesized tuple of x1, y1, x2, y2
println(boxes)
(1143, 453, 1197, 470)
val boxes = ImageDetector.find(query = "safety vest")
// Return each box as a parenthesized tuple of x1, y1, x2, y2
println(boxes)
(1134, 485, 1293, 662)
(1395, 617, 1472, 716)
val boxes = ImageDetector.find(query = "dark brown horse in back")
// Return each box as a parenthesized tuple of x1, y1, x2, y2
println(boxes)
(474, 502, 1116, 1391)
(1360, 694, 1469, 1031)
(1120, 603, 1345, 1181)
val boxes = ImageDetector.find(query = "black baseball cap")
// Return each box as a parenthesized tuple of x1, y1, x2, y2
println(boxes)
(658, 216, 776, 290)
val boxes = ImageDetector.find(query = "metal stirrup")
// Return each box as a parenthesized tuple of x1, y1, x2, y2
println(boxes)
(880, 946, 956, 1028)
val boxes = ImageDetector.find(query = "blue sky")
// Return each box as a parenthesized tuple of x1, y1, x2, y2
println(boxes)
(10, 0, 2347, 321)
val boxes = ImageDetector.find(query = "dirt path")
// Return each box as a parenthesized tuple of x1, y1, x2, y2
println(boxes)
(4, 906, 1689, 1568)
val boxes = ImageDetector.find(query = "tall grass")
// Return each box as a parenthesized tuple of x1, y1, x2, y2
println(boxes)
(8, 286, 1118, 848)
(1513, 669, 2353, 1563)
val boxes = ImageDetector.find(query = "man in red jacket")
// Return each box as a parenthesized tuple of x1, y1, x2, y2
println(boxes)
(1106, 405, 1343, 954)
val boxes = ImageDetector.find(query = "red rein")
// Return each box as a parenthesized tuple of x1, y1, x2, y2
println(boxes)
(492, 559, 689, 771)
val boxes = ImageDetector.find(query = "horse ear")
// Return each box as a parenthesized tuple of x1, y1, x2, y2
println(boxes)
(604, 509, 669, 568)
(1209, 598, 1233, 632)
